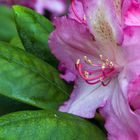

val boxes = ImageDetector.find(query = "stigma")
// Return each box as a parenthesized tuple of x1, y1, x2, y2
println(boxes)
(75, 55, 117, 86)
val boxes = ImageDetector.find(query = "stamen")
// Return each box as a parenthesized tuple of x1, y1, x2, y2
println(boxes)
(86, 79, 101, 85)
(76, 59, 80, 65)
(101, 78, 111, 86)
(109, 61, 114, 67)
(84, 56, 93, 65)
(75, 55, 116, 86)
(84, 71, 89, 78)
(71, 0, 87, 25)
(83, 15, 86, 21)
(102, 63, 106, 70)
(76, 63, 103, 81)
(99, 54, 103, 60)
(105, 59, 109, 65)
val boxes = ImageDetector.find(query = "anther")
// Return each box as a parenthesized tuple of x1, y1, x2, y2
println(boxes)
(99, 54, 103, 60)
(102, 63, 106, 70)
(99, 77, 103, 81)
(75, 54, 116, 86)
(109, 61, 113, 67)
(83, 15, 86, 21)
(76, 59, 80, 65)
(84, 71, 89, 78)
(84, 56, 93, 65)
(105, 59, 109, 65)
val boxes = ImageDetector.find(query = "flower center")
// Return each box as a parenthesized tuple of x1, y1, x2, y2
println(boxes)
(75, 55, 118, 86)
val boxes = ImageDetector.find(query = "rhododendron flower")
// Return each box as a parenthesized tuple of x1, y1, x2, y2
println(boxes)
(49, 0, 140, 139)
(0, 0, 35, 8)
(35, 0, 67, 15)
(0, 0, 67, 15)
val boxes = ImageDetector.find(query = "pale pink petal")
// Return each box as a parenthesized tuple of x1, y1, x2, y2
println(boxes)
(34, 0, 44, 14)
(100, 79, 140, 140)
(59, 78, 116, 118)
(49, 17, 101, 81)
(82, 0, 123, 44)
(35, 0, 66, 14)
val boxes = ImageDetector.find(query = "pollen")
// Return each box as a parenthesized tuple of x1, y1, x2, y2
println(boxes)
(113, 0, 122, 22)
(93, 8, 114, 42)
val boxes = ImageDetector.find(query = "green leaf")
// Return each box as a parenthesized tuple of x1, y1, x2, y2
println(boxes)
(91, 113, 106, 134)
(0, 95, 38, 116)
(10, 35, 25, 49)
(0, 6, 24, 49)
(0, 110, 106, 140)
(0, 41, 71, 110)
(13, 5, 58, 67)
(0, 6, 16, 42)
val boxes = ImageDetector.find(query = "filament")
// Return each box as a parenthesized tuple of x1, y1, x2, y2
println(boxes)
(76, 55, 116, 86)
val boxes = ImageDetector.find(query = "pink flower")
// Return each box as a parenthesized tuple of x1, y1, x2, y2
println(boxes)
(0, 0, 67, 15)
(35, 0, 67, 15)
(49, 0, 140, 139)
(0, 0, 36, 8)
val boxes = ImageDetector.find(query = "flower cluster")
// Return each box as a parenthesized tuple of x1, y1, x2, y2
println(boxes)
(49, 0, 140, 139)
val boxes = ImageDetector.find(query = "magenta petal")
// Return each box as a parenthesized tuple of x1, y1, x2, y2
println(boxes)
(59, 78, 116, 118)
(68, 0, 86, 23)
(49, 17, 101, 81)
(100, 81, 140, 139)
(0, 0, 36, 8)
(122, 59, 140, 111)
(125, 1, 140, 26)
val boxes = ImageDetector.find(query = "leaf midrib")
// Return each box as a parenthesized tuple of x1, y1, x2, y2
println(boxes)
(0, 50, 69, 96)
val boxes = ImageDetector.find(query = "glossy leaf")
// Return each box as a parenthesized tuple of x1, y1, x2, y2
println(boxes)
(0, 6, 24, 49)
(0, 110, 106, 140)
(91, 113, 106, 134)
(0, 95, 38, 116)
(13, 6, 58, 67)
(0, 6, 16, 42)
(0, 42, 71, 110)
